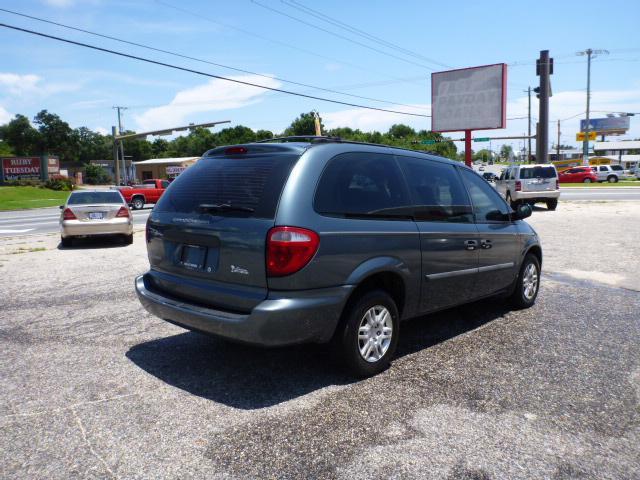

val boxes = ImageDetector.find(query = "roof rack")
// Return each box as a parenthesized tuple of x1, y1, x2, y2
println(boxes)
(254, 135, 342, 144)
(252, 135, 456, 161)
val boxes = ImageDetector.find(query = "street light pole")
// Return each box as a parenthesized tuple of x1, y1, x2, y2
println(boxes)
(576, 48, 608, 165)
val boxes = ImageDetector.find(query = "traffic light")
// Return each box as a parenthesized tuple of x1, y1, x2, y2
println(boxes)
(533, 87, 541, 99)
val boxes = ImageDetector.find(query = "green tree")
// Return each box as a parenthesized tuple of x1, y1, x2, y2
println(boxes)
(33, 110, 76, 161)
(500, 144, 514, 160)
(83, 163, 111, 184)
(255, 129, 273, 141)
(387, 124, 415, 139)
(283, 112, 323, 136)
(72, 127, 111, 163)
(0, 114, 41, 155)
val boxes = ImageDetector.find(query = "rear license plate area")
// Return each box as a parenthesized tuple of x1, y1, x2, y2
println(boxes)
(89, 212, 104, 220)
(179, 244, 219, 272)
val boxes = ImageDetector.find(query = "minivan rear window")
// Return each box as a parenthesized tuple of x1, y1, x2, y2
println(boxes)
(519, 166, 557, 179)
(154, 154, 299, 218)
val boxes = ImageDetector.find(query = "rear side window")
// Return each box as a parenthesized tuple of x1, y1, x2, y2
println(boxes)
(68, 191, 123, 205)
(610, 165, 623, 171)
(155, 154, 299, 218)
(397, 156, 472, 222)
(519, 166, 557, 179)
(314, 152, 411, 218)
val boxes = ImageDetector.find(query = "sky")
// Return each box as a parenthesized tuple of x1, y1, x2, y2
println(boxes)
(0, 0, 639, 155)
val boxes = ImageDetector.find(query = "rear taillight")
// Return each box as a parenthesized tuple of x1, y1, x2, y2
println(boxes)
(62, 208, 77, 220)
(266, 226, 320, 277)
(116, 206, 130, 218)
(515, 181, 522, 192)
(555, 179, 559, 189)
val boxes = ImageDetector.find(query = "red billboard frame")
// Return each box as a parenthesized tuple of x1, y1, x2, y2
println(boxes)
(2, 157, 41, 180)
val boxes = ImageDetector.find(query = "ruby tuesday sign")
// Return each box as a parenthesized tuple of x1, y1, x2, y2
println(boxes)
(2, 157, 41, 180)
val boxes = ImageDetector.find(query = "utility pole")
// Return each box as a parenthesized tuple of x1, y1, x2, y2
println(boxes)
(535, 50, 552, 163)
(112, 126, 120, 185)
(113, 106, 128, 184)
(525, 87, 532, 162)
(556, 119, 561, 162)
(576, 48, 608, 165)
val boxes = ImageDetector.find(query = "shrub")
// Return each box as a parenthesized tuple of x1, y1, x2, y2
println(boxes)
(44, 176, 74, 191)
(83, 163, 112, 185)
(5, 179, 42, 187)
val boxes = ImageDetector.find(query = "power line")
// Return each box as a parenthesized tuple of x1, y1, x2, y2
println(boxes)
(0, 22, 432, 118)
(280, 0, 451, 69)
(250, 0, 440, 71)
(0, 6, 428, 112)
(155, 0, 426, 87)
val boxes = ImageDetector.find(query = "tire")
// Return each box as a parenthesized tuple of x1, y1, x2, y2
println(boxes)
(546, 199, 558, 211)
(510, 253, 541, 309)
(132, 197, 145, 210)
(583, 178, 592, 183)
(506, 192, 517, 210)
(332, 290, 400, 377)
(607, 176, 618, 183)
(123, 233, 133, 245)
(61, 236, 73, 247)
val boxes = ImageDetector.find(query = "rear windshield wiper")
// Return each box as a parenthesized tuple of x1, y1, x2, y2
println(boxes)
(198, 203, 255, 213)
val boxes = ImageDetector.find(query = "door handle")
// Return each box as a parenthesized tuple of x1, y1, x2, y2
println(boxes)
(480, 239, 492, 249)
(464, 240, 478, 251)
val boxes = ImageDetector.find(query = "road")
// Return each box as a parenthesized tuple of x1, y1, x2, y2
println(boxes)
(0, 206, 151, 238)
(1, 201, 639, 479)
(559, 187, 640, 200)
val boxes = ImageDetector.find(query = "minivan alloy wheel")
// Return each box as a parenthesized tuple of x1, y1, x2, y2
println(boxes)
(358, 305, 393, 362)
(522, 263, 539, 301)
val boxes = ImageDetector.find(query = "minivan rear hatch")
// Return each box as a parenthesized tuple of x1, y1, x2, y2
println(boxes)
(519, 166, 557, 192)
(145, 144, 303, 312)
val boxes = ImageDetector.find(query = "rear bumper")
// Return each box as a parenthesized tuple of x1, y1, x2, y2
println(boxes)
(135, 273, 354, 346)
(512, 190, 560, 201)
(61, 218, 133, 237)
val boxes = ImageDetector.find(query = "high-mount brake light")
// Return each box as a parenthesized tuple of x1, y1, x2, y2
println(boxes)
(116, 206, 130, 218)
(62, 208, 77, 220)
(266, 226, 320, 277)
(225, 146, 248, 155)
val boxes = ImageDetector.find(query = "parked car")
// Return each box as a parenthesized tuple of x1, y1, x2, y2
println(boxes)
(482, 172, 498, 182)
(136, 137, 542, 377)
(479, 166, 485, 171)
(117, 179, 170, 210)
(495, 164, 560, 210)
(558, 167, 598, 183)
(590, 164, 627, 183)
(60, 190, 133, 247)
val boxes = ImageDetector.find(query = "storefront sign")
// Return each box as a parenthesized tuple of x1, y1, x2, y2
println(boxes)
(2, 157, 41, 180)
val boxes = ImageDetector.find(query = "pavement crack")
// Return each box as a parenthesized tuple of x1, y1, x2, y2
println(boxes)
(72, 406, 118, 480)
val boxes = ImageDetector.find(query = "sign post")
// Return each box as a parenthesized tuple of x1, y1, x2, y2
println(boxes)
(431, 63, 507, 168)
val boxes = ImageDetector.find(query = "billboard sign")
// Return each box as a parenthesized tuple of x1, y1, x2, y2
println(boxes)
(580, 117, 630, 135)
(2, 157, 41, 180)
(47, 156, 60, 175)
(432, 63, 507, 132)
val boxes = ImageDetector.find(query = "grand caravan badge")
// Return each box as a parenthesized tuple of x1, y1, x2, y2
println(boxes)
(230, 265, 249, 275)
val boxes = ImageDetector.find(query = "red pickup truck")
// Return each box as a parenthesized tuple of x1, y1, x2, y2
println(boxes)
(118, 179, 169, 210)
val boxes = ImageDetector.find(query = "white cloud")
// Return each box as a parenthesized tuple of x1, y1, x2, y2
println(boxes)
(0, 105, 12, 125)
(133, 74, 281, 132)
(0, 72, 82, 98)
(94, 126, 109, 135)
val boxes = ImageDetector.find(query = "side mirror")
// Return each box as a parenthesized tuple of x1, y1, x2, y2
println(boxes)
(59, 205, 64, 210)
(512, 203, 532, 220)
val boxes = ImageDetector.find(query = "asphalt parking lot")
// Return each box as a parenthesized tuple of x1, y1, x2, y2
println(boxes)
(1, 201, 639, 479)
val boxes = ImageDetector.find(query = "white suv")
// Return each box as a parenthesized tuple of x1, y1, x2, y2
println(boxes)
(590, 164, 627, 183)
(495, 164, 560, 211)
